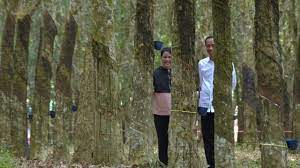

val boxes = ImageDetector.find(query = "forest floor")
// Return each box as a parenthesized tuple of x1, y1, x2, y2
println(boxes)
(1, 145, 300, 168)
(234, 145, 300, 167)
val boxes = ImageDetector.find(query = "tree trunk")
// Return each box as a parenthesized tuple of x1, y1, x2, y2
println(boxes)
(115, 0, 135, 162)
(72, 44, 96, 163)
(54, 13, 77, 161)
(231, 0, 258, 146)
(172, 0, 196, 111)
(295, 32, 300, 142)
(254, 0, 287, 167)
(0, 12, 15, 146)
(260, 97, 287, 167)
(212, 0, 235, 167)
(241, 65, 258, 145)
(82, 1, 123, 165)
(294, 15, 300, 109)
(93, 41, 122, 165)
(33, 10, 57, 160)
(195, 0, 212, 61)
(171, 0, 200, 167)
(11, 14, 31, 157)
(129, 0, 155, 164)
(72, 1, 96, 163)
(280, 0, 297, 138)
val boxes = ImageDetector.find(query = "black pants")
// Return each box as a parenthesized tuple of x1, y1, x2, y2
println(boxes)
(201, 113, 215, 167)
(154, 114, 170, 166)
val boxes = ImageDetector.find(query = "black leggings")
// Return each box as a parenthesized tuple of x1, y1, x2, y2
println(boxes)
(154, 114, 170, 166)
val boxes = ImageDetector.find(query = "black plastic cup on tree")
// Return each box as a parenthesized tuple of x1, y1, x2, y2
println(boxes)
(49, 110, 56, 118)
(71, 103, 77, 113)
(286, 139, 298, 150)
(154, 40, 164, 50)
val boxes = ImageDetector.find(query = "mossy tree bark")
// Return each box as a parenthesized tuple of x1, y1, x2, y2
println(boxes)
(240, 64, 259, 144)
(11, 14, 31, 157)
(0, 11, 16, 146)
(33, 10, 57, 160)
(295, 32, 300, 142)
(195, 0, 212, 61)
(89, 1, 123, 165)
(280, 0, 297, 138)
(172, 0, 196, 111)
(212, 0, 235, 167)
(254, 0, 288, 167)
(129, 0, 155, 164)
(115, 0, 135, 162)
(72, 0, 96, 163)
(231, 0, 258, 145)
(171, 0, 201, 167)
(72, 0, 122, 165)
(55, 13, 77, 161)
(72, 44, 97, 163)
(294, 0, 300, 142)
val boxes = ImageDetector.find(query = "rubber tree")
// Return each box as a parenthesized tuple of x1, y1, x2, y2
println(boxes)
(212, 0, 235, 167)
(33, 10, 57, 160)
(128, 0, 155, 164)
(72, 0, 97, 163)
(293, 0, 300, 142)
(171, 0, 202, 167)
(89, 1, 123, 165)
(0, 0, 18, 146)
(279, 0, 298, 138)
(254, 0, 288, 167)
(53, 12, 77, 161)
(231, 0, 258, 147)
(114, 0, 135, 163)
(295, 29, 300, 143)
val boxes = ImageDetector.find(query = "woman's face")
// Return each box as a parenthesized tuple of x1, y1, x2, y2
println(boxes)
(161, 51, 172, 69)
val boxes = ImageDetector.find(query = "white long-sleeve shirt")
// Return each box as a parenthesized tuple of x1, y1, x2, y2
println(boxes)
(198, 57, 237, 112)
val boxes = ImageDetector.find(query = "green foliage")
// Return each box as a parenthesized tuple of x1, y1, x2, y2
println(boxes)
(0, 146, 16, 168)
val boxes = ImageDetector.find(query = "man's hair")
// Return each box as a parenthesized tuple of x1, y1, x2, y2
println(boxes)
(160, 47, 172, 57)
(204, 36, 213, 45)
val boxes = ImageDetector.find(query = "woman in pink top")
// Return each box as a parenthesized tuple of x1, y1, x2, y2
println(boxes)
(153, 47, 172, 166)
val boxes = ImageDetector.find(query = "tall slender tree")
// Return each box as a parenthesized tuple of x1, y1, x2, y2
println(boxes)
(212, 0, 235, 167)
(11, 12, 31, 157)
(129, 0, 155, 164)
(279, 0, 297, 138)
(90, 0, 123, 165)
(295, 31, 300, 141)
(33, 10, 57, 160)
(54, 12, 77, 161)
(72, 0, 97, 163)
(294, 0, 300, 142)
(231, 0, 258, 146)
(115, 0, 135, 162)
(254, 0, 287, 167)
(0, 3, 17, 146)
(171, 0, 202, 167)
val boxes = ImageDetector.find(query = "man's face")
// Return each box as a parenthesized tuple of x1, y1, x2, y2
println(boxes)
(205, 38, 214, 57)
(161, 51, 172, 69)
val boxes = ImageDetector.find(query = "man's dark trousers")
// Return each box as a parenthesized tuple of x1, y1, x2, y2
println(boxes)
(201, 112, 214, 167)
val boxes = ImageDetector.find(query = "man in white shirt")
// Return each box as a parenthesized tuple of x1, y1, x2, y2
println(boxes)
(198, 36, 237, 168)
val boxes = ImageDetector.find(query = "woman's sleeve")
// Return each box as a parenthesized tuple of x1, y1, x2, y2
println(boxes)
(153, 72, 156, 92)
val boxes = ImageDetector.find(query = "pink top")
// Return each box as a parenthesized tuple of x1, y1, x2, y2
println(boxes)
(152, 93, 171, 116)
